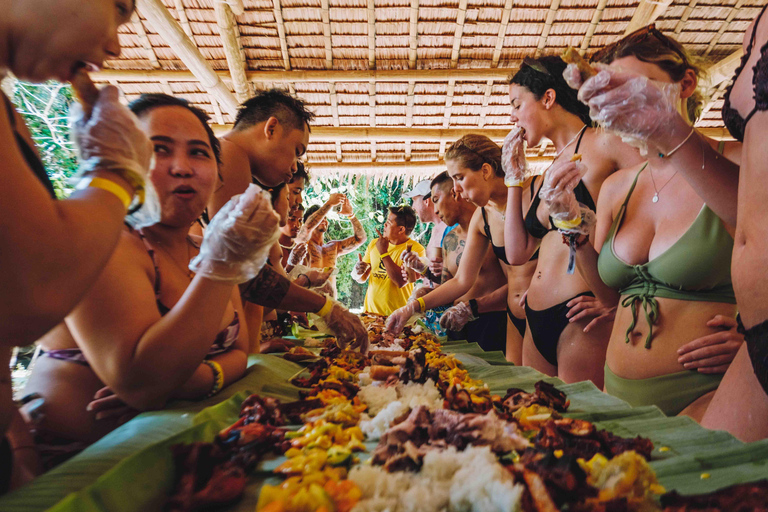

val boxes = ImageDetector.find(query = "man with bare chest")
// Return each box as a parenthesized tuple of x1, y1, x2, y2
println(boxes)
(296, 195, 366, 296)
(427, 172, 508, 346)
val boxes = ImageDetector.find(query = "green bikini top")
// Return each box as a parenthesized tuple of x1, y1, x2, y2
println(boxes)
(597, 164, 736, 348)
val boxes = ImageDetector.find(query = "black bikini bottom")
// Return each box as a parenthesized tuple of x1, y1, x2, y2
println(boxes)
(738, 315, 768, 395)
(0, 437, 11, 495)
(447, 311, 507, 354)
(506, 306, 526, 338)
(524, 292, 594, 366)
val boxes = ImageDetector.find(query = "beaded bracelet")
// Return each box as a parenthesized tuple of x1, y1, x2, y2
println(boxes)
(203, 360, 224, 398)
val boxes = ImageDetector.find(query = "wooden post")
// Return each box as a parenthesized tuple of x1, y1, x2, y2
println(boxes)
(214, 0, 251, 103)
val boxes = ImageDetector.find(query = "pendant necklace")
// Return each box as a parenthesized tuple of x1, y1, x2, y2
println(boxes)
(648, 164, 678, 204)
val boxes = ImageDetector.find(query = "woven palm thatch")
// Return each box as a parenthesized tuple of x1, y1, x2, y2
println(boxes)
(94, 0, 763, 177)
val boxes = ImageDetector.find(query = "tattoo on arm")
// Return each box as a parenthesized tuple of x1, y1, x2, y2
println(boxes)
(240, 265, 291, 308)
(336, 216, 367, 255)
(455, 240, 465, 268)
(441, 269, 454, 284)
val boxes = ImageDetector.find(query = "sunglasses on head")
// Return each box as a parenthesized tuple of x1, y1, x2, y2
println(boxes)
(590, 23, 688, 66)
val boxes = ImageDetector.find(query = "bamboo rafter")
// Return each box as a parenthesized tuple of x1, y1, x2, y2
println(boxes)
(367, 0, 376, 69)
(492, 0, 513, 67)
(132, 13, 161, 69)
(409, 0, 420, 69)
(535, 0, 561, 58)
(479, 78, 494, 129)
(580, 0, 608, 54)
(173, 0, 193, 38)
(273, 0, 291, 71)
(451, 0, 469, 69)
(704, 0, 747, 56)
(321, 0, 333, 69)
(214, 0, 251, 103)
(624, 0, 673, 35)
(673, 0, 698, 35)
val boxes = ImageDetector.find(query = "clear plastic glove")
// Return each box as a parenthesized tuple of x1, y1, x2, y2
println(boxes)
(287, 243, 308, 267)
(402, 250, 426, 274)
(539, 159, 588, 232)
(71, 85, 159, 225)
(409, 284, 430, 302)
(306, 268, 333, 287)
(563, 63, 586, 91)
(385, 301, 419, 335)
(502, 126, 530, 187)
(353, 253, 370, 276)
(429, 258, 443, 279)
(189, 184, 280, 283)
(439, 301, 477, 332)
(324, 303, 369, 353)
(577, 66, 682, 155)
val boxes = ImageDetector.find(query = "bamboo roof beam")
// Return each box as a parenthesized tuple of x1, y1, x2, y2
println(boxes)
(210, 96, 225, 126)
(214, 0, 251, 103)
(492, 0, 513, 67)
(159, 78, 174, 95)
(136, 0, 239, 115)
(535, 0, 561, 58)
(704, 0, 747, 56)
(132, 13, 161, 69)
(309, 159, 552, 172)
(367, 0, 376, 69)
(321, 0, 333, 69)
(580, 0, 608, 54)
(93, 67, 517, 83)
(409, 0, 419, 69)
(698, 79, 729, 124)
(673, 0, 697, 35)
(369, 81, 376, 161)
(208, 125, 734, 141)
(273, 0, 291, 70)
(406, 80, 415, 161)
(173, 0, 193, 38)
(624, 0, 673, 35)
(439, 79, 456, 158)
(450, 0, 468, 68)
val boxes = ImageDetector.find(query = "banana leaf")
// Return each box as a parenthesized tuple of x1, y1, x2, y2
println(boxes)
(3, 342, 768, 511)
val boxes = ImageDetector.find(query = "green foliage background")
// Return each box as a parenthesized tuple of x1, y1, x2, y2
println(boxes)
(9, 81, 432, 309)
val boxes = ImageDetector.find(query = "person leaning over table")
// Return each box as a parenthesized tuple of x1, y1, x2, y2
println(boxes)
(385, 136, 535, 365)
(20, 94, 268, 471)
(0, 0, 152, 493)
(403, 180, 449, 286)
(352, 205, 426, 316)
(567, 9, 768, 441)
(400, 172, 510, 353)
(550, 28, 744, 420)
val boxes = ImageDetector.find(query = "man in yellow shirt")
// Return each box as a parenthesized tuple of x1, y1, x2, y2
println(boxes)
(352, 205, 426, 316)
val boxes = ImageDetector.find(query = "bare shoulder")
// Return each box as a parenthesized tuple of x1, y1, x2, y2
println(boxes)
(118, 227, 157, 277)
(587, 129, 643, 169)
(599, 164, 645, 211)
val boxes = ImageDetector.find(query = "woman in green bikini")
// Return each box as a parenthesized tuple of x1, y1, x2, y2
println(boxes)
(551, 29, 744, 418)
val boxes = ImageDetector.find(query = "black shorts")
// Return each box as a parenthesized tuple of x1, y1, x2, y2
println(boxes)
(447, 310, 507, 354)
(739, 315, 768, 395)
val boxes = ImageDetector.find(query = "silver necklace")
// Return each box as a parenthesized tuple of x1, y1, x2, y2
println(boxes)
(553, 125, 587, 161)
(648, 164, 679, 203)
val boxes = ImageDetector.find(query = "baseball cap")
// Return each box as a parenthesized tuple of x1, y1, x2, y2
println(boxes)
(403, 180, 432, 199)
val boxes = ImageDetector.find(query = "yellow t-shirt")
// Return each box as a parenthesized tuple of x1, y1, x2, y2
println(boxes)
(363, 238, 426, 316)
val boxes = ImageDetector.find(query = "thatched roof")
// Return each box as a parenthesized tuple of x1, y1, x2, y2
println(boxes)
(94, 0, 762, 178)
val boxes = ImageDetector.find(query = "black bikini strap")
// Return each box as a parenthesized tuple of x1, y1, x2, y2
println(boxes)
(573, 126, 587, 153)
(480, 207, 493, 243)
(747, 5, 768, 56)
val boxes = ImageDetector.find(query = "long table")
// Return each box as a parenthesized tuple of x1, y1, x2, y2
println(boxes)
(3, 341, 768, 511)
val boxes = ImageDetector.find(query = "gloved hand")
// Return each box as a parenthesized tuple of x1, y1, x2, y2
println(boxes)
(325, 303, 369, 353)
(538, 158, 588, 231)
(563, 63, 587, 91)
(439, 302, 477, 331)
(306, 267, 333, 287)
(354, 254, 370, 276)
(577, 66, 682, 155)
(189, 184, 280, 283)
(502, 126, 529, 187)
(385, 300, 419, 335)
(287, 243, 308, 267)
(408, 284, 430, 302)
(71, 85, 157, 222)
(402, 250, 426, 274)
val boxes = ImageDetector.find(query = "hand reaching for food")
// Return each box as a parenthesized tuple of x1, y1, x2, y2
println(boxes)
(439, 301, 476, 331)
(502, 126, 529, 187)
(385, 301, 419, 335)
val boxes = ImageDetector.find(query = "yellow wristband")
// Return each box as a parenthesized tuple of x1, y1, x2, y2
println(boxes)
(317, 297, 334, 317)
(552, 216, 583, 230)
(77, 177, 131, 209)
(379, 252, 390, 259)
(417, 297, 426, 312)
(203, 360, 224, 398)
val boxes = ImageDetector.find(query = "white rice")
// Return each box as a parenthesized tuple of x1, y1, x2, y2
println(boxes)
(349, 446, 524, 512)
(359, 400, 409, 440)
(357, 379, 444, 440)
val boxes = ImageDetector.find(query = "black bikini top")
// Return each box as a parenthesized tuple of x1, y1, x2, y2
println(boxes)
(722, 3, 768, 143)
(3, 92, 56, 198)
(524, 130, 595, 239)
(480, 207, 510, 265)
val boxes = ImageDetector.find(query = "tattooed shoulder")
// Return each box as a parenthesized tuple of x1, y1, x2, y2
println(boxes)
(240, 265, 291, 308)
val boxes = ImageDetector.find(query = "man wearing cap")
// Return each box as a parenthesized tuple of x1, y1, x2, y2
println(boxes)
(403, 180, 450, 262)
(352, 205, 426, 316)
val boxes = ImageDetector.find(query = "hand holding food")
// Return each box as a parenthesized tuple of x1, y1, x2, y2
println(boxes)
(306, 267, 333, 287)
(577, 66, 682, 155)
(353, 253, 370, 276)
(324, 303, 369, 353)
(70, 70, 100, 117)
(402, 250, 426, 274)
(439, 301, 476, 331)
(539, 157, 588, 231)
(501, 126, 529, 187)
(385, 301, 419, 335)
(189, 184, 281, 283)
(561, 47, 598, 90)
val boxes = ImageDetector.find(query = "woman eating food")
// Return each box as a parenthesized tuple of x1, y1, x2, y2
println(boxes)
(385, 134, 536, 364)
(502, 56, 643, 386)
(21, 93, 280, 468)
(553, 28, 743, 419)
(0, 0, 154, 492)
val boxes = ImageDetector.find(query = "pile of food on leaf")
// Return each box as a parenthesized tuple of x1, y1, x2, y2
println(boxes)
(165, 313, 768, 512)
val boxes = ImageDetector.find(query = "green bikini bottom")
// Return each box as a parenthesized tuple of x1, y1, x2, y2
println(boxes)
(604, 364, 723, 416)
